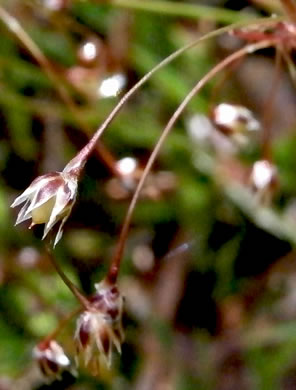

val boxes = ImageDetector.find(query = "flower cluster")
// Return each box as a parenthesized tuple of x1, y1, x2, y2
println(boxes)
(11, 152, 125, 379)
(75, 279, 124, 375)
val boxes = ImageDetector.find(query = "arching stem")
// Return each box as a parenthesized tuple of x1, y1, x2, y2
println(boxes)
(262, 46, 282, 161)
(0, 8, 283, 177)
(107, 39, 275, 284)
(0, 6, 119, 177)
(280, 0, 296, 23)
(0, 6, 280, 176)
(45, 245, 90, 310)
(64, 16, 282, 175)
(282, 49, 296, 88)
(41, 306, 82, 346)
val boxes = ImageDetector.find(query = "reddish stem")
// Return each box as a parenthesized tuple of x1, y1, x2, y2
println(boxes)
(107, 39, 275, 284)
(0, 6, 120, 177)
(45, 245, 90, 310)
(40, 306, 82, 346)
(64, 17, 282, 176)
(280, 0, 296, 23)
(262, 47, 282, 161)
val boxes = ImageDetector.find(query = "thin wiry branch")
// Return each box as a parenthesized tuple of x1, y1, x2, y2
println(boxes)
(107, 40, 275, 284)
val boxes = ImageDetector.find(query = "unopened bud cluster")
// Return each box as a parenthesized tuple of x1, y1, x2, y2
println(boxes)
(31, 279, 124, 380)
(75, 279, 124, 375)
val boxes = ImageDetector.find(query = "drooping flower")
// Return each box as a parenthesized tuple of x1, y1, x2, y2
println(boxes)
(33, 340, 71, 381)
(11, 170, 78, 246)
(75, 279, 124, 375)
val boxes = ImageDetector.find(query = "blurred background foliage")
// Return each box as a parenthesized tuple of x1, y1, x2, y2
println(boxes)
(2, 0, 296, 389)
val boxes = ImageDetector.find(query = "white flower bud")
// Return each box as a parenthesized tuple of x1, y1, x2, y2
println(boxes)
(11, 171, 78, 246)
(33, 340, 71, 381)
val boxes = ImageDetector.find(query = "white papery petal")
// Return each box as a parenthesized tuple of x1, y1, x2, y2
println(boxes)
(26, 194, 55, 220)
(25, 178, 61, 215)
(112, 331, 122, 354)
(84, 344, 93, 366)
(42, 187, 71, 239)
(15, 199, 31, 225)
(42, 215, 57, 240)
(11, 175, 57, 208)
(29, 191, 56, 214)
(95, 335, 109, 368)
(62, 174, 77, 200)
(48, 178, 77, 225)
(11, 187, 35, 208)
(53, 215, 69, 247)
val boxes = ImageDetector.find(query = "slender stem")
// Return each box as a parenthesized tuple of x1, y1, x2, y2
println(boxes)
(41, 306, 82, 345)
(65, 16, 283, 175)
(0, 6, 119, 177)
(280, 0, 296, 23)
(110, 0, 252, 24)
(251, 0, 282, 13)
(107, 39, 275, 284)
(262, 46, 282, 161)
(209, 57, 243, 107)
(45, 245, 90, 309)
(282, 48, 296, 88)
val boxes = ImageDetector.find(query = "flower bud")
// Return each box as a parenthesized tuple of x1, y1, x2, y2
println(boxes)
(249, 159, 278, 203)
(43, 0, 69, 11)
(33, 340, 71, 381)
(75, 280, 124, 375)
(212, 103, 260, 145)
(11, 171, 78, 246)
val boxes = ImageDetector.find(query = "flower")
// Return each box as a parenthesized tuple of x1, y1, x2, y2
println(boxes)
(75, 279, 124, 375)
(11, 170, 78, 246)
(33, 340, 71, 381)
(212, 103, 260, 146)
(249, 159, 278, 204)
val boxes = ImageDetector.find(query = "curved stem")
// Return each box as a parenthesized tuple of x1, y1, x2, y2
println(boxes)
(282, 48, 296, 88)
(0, 6, 119, 177)
(209, 56, 243, 108)
(262, 46, 282, 160)
(0, 6, 283, 177)
(111, 0, 251, 24)
(65, 16, 283, 175)
(41, 306, 82, 345)
(107, 39, 275, 284)
(280, 0, 296, 23)
(45, 245, 90, 309)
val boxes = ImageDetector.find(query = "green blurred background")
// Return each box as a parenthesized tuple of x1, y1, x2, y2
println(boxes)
(2, 0, 296, 389)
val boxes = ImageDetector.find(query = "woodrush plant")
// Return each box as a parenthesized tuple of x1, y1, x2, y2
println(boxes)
(7, 0, 296, 381)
